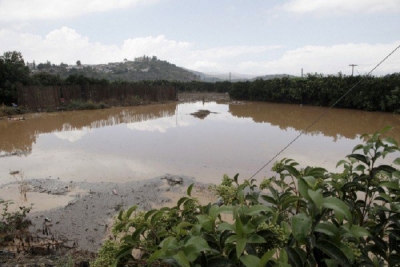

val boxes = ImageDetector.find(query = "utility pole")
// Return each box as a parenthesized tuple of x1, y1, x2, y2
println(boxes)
(349, 64, 357, 76)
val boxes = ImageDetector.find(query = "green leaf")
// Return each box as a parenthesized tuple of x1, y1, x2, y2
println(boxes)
(225, 234, 238, 244)
(260, 248, 276, 266)
(218, 205, 234, 214)
(291, 213, 312, 243)
(380, 125, 393, 134)
(349, 225, 370, 239)
(208, 204, 219, 218)
(184, 236, 210, 251)
(173, 251, 190, 267)
(218, 222, 234, 231)
(394, 158, 400, 165)
(281, 195, 302, 210)
(233, 173, 239, 184)
(283, 165, 300, 177)
(177, 197, 189, 208)
(347, 154, 369, 165)
(236, 237, 247, 258)
(240, 255, 260, 267)
(247, 234, 266, 244)
(147, 249, 166, 263)
(125, 205, 137, 218)
(150, 210, 166, 225)
(308, 189, 323, 211)
(336, 159, 348, 168)
(117, 210, 124, 221)
(314, 222, 339, 237)
(352, 144, 364, 153)
(303, 176, 317, 189)
(305, 167, 327, 178)
(235, 217, 245, 238)
(113, 246, 135, 266)
(285, 247, 304, 267)
(144, 209, 159, 221)
(376, 192, 393, 203)
(187, 183, 194, 196)
(383, 136, 398, 146)
(196, 215, 214, 232)
(248, 205, 273, 216)
(380, 181, 399, 190)
(322, 198, 352, 224)
(298, 178, 311, 201)
(161, 236, 179, 250)
(375, 165, 397, 174)
(315, 239, 351, 267)
(261, 195, 277, 205)
(393, 171, 400, 179)
(177, 221, 193, 230)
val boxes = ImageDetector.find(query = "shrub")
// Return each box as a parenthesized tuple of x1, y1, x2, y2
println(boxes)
(103, 126, 399, 267)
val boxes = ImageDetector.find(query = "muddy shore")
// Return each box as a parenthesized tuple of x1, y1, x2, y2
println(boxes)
(0, 175, 215, 266)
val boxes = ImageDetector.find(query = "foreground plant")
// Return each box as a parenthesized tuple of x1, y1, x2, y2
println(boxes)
(103, 126, 399, 267)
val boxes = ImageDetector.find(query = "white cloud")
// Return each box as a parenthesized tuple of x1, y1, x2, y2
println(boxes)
(0, 0, 156, 21)
(282, 0, 400, 15)
(0, 27, 398, 76)
(238, 42, 400, 76)
(0, 27, 281, 72)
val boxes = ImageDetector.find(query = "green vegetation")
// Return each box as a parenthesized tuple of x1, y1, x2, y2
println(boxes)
(0, 199, 32, 248)
(1, 50, 399, 113)
(0, 51, 30, 105)
(91, 126, 400, 267)
(229, 74, 400, 113)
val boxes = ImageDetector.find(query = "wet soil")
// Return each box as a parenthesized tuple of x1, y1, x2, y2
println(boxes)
(0, 175, 214, 266)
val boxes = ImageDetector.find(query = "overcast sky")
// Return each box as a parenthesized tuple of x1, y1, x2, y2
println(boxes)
(0, 0, 399, 76)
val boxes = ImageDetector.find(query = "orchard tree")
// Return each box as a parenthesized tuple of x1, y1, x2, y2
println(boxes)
(0, 51, 30, 105)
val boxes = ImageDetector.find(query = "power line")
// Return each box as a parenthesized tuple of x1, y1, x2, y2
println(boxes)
(249, 43, 400, 180)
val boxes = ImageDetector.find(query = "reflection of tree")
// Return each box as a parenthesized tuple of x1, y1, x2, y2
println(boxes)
(0, 103, 177, 154)
(229, 102, 400, 142)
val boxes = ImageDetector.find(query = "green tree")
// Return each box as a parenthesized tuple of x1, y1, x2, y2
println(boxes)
(0, 51, 30, 105)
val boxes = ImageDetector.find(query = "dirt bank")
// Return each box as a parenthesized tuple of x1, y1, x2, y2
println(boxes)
(0, 175, 215, 266)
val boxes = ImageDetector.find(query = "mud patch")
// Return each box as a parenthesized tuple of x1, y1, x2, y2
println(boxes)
(190, 109, 217, 119)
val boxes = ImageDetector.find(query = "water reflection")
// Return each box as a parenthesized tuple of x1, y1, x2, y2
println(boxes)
(229, 102, 400, 142)
(1, 101, 399, 185)
(0, 103, 177, 154)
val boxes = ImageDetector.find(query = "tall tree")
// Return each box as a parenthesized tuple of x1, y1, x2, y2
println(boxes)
(0, 51, 30, 105)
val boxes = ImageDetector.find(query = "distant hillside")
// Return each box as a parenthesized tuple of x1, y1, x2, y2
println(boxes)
(30, 56, 201, 82)
(28, 57, 296, 83)
(186, 70, 258, 82)
(251, 74, 297, 80)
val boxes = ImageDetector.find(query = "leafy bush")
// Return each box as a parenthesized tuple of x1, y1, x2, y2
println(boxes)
(0, 199, 32, 246)
(102, 126, 399, 267)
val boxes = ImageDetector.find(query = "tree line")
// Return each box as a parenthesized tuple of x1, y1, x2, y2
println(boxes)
(1, 51, 399, 112)
(229, 74, 400, 112)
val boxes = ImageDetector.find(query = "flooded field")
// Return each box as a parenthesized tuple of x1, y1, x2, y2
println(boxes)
(1, 100, 400, 186)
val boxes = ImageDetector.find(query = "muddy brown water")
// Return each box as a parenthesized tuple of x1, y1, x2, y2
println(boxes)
(1, 101, 399, 187)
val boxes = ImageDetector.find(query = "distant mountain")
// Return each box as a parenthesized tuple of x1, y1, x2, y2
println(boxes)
(186, 69, 258, 82)
(30, 56, 295, 83)
(31, 56, 201, 82)
(251, 74, 297, 80)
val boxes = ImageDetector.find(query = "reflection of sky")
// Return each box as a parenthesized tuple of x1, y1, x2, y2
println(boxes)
(53, 126, 93, 142)
(2, 101, 399, 186)
(127, 117, 189, 133)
